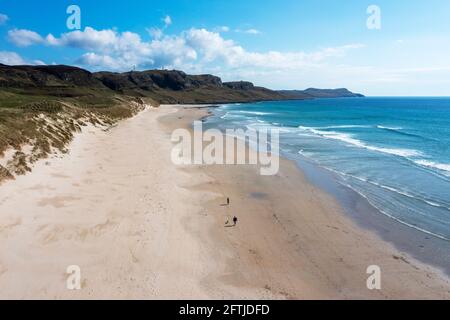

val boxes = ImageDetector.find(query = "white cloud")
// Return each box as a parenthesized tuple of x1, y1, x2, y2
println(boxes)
(0, 51, 26, 65)
(46, 27, 120, 51)
(183, 28, 363, 70)
(32, 59, 46, 65)
(235, 28, 262, 35)
(0, 13, 9, 25)
(8, 28, 44, 47)
(5, 26, 363, 77)
(146, 14, 174, 40)
(244, 28, 261, 35)
(147, 27, 163, 39)
(78, 53, 122, 70)
(218, 26, 230, 32)
(163, 15, 172, 27)
(0, 51, 45, 66)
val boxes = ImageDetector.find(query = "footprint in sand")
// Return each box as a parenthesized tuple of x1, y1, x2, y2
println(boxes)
(0, 217, 22, 233)
(37, 196, 80, 208)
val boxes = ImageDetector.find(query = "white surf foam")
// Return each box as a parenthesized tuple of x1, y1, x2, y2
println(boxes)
(377, 125, 403, 130)
(314, 125, 371, 129)
(297, 126, 421, 158)
(415, 160, 450, 176)
(319, 165, 450, 211)
(236, 111, 274, 116)
(339, 182, 450, 242)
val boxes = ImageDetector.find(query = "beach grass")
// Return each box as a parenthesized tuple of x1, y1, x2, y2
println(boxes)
(0, 89, 147, 182)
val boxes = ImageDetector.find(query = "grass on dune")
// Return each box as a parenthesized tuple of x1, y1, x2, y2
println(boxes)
(0, 89, 147, 182)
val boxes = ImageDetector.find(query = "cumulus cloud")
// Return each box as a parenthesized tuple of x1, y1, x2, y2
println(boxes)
(236, 28, 262, 35)
(46, 27, 121, 51)
(163, 15, 172, 27)
(0, 13, 9, 25)
(77, 53, 121, 70)
(147, 27, 163, 39)
(245, 29, 261, 35)
(8, 28, 44, 47)
(0, 51, 45, 66)
(0, 51, 26, 65)
(5, 26, 363, 75)
(217, 26, 230, 33)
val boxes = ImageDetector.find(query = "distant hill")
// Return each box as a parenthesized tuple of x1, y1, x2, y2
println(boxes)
(278, 88, 364, 99)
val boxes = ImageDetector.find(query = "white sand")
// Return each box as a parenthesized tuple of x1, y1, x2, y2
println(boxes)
(0, 107, 223, 299)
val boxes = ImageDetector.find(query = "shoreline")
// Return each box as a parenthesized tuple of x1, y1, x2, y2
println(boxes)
(0, 104, 449, 299)
(292, 153, 450, 278)
(160, 105, 450, 299)
(204, 101, 450, 278)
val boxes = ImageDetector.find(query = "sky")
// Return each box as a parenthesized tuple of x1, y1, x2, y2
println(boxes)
(1, 0, 450, 96)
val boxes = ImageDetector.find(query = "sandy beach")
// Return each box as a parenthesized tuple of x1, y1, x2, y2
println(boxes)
(0, 104, 449, 299)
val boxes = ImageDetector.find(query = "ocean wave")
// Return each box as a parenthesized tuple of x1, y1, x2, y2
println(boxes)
(376, 125, 437, 141)
(339, 182, 450, 241)
(376, 125, 403, 130)
(352, 175, 450, 210)
(246, 121, 299, 134)
(313, 125, 371, 129)
(295, 149, 450, 240)
(414, 160, 450, 176)
(235, 111, 274, 116)
(219, 112, 252, 120)
(378, 184, 449, 209)
(316, 164, 450, 211)
(297, 126, 422, 158)
(220, 112, 231, 119)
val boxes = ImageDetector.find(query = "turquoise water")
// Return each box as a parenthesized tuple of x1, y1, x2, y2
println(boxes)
(204, 97, 450, 241)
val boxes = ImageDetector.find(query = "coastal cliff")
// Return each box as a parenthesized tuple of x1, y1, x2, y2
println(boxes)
(0, 64, 363, 105)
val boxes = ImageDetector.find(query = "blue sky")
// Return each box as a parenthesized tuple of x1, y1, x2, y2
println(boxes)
(1, 0, 450, 95)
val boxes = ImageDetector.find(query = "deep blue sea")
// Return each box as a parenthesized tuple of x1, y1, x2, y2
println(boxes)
(204, 97, 450, 241)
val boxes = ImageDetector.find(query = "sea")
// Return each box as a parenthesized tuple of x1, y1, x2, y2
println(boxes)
(204, 97, 450, 244)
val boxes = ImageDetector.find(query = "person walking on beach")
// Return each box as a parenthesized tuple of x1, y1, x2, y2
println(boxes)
(233, 216, 238, 226)
(227, 197, 230, 206)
